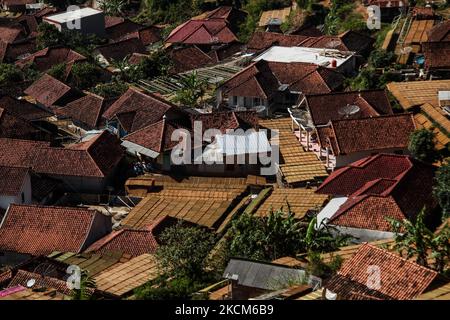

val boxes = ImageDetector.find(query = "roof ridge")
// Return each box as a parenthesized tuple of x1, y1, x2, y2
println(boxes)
(362, 243, 439, 275)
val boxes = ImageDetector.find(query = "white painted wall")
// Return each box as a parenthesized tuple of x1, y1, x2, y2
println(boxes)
(316, 196, 348, 229)
(0, 172, 32, 210)
(331, 225, 396, 243)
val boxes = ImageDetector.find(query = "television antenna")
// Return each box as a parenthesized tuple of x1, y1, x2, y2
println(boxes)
(338, 104, 360, 118)
(290, 108, 313, 129)
(33, 262, 58, 278)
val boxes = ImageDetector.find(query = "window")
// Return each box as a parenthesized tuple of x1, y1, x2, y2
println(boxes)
(21, 192, 25, 203)
(394, 150, 404, 155)
(253, 97, 261, 106)
(232, 96, 238, 106)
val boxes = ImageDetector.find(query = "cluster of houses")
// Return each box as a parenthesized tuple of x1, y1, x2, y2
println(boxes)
(0, 0, 449, 301)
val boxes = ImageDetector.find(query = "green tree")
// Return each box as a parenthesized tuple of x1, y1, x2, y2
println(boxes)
(0, 63, 23, 87)
(408, 129, 440, 164)
(70, 62, 102, 90)
(36, 23, 65, 50)
(92, 81, 128, 98)
(303, 217, 353, 253)
(98, 0, 126, 16)
(389, 207, 450, 272)
(155, 222, 216, 280)
(174, 71, 208, 108)
(70, 271, 96, 300)
(228, 207, 303, 261)
(434, 161, 450, 220)
(369, 49, 397, 68)
(47, 63, 67, 81)
(388, 208, 432, 267)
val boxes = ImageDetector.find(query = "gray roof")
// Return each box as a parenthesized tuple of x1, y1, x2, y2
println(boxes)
(223, 258, 308, 291)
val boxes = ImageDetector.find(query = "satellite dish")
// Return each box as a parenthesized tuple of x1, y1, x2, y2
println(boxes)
(338, 104, 360, 118)
(253, 105, 267, 114)
(26, 279, 36, 288)
(290, 108, 314, 129)
(325, 289, 337, 300)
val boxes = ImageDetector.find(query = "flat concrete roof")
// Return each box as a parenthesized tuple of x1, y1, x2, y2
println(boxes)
(44, 7, 102, 23)
(253, 46, 354, 68)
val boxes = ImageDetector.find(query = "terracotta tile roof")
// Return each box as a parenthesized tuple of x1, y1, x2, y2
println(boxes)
(324, 114, 415, 155)
(424, 42, 450, 69)
(0, 204, 111, 256)
(247, 31, 373, 54)
(32, 7, 58, 19)
(386, 80, 450, 110)
(104, 16, 124, 29)
(33, 131, 124, 178)
(0, 95, 52, 121)
(95, 38, 147, 63)
(84, 228, 158, 257)
(0, 37, 36, 63)
(168, 45, 214, 74)
(94, 253, 159, 297)
(318, 154, 436, 232)
(24, 74, 72, 107)
(247, 32, 309, 53)
(426, 20, 450, 42)
(191, 110, 258, 134)
(122, 118, 184, 154)
(0, 106, 40, 140)
(58, 92, 116, 129)
(127, 52, 148, 65)
(103, 87, 178, 133)
(0, 285, 67, 300)
(0, 165, 29, 196)
(255, 188, 328, 219)
(326, 243, 438, 300)
(0, 138, 49, 167)
(220, 60, 344, 99)
(0, 25, 25, 43)
(166, 19, 238, 45)
(317, 154, 418, 196)
(119, 26, 162, 46)
(305, 90, 393, 126)
(0, 132, 123, 178)
(7, 270, 73, 296)
(16, 46, 86, 72)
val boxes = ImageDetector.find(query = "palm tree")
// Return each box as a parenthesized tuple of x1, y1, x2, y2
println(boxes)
(70, 271, 97, 300)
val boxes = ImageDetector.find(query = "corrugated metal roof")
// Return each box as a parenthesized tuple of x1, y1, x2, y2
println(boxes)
(223, 258, 307, 291)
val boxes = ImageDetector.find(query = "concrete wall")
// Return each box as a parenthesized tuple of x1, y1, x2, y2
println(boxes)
(81, 212, 112, 251)
(0, 172, 32, 210)
(332, 224, 396, 243)
(45, 11, 105, 36)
